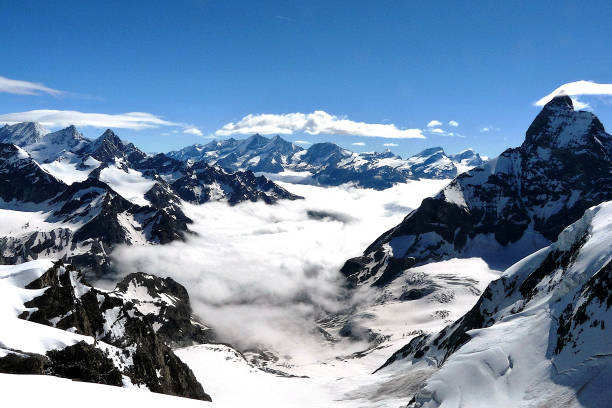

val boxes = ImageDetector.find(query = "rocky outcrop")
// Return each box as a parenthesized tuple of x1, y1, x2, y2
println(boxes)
(13, 260, 211, 401)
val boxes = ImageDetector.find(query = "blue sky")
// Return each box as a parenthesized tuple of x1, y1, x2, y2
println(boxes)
(1, 0, 612, 157)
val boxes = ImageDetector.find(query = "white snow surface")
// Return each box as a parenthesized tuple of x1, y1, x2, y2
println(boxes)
(99, 164, 156, 206)
(40, 154, 100, 185)
(0, 374, 205, 408)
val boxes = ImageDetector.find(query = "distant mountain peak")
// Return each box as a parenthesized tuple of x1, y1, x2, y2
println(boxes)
(0, 121, 48, 146)
(415, 146, 445, 156)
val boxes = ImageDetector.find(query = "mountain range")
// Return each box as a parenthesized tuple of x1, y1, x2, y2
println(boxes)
(0, 122, 299, 277)
(168, 135, 487, 189)
(2, 94, 612, 406)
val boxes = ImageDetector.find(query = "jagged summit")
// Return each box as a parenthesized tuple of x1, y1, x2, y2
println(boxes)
(525, 94, 610, 153)
(543, 93, 574, 111)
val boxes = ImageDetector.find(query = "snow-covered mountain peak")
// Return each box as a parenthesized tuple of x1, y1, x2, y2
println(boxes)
(0, 122, 49, 147)
(414, 146, 445, 157)
(525, 94, 611, 152)
(81, 128, 147, 166)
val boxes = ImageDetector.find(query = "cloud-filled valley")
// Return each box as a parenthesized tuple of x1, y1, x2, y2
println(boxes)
(107, 180, 449, 360)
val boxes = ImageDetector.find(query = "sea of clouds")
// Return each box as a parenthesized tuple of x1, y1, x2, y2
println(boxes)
(109, 179, 449, 362)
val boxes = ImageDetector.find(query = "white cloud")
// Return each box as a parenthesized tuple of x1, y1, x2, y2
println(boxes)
(351, 142, 366, 146)
(183, 127, 203, 136)
(448, 120, 459, 127)
(294, 140, 311, 145)
(535, 80, 612, 106)
(0, 109, 187, 131)
(479, 126, 500, 133)
(571, 97, 591, 110)
(108, 180, 449, 359)
(383, 143, 398, 147)
(430, 128, 445, 134)
(216, 110, 424, 139)
(427, 120, 442, 128)
(0, 75, 63, 96)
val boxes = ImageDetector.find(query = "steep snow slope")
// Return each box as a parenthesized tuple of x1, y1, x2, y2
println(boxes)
(378, 201, 612, 407)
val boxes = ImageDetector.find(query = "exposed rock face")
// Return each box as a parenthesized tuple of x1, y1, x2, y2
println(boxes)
(377, 200, 612, 407)
(171, 161, 302, 204)
(0, 143, 65, 203)
(12, 261, 211, 401)
(342, 95, 612, 286)
(78, 129, 147, 167)
(114, 272, 213, 347)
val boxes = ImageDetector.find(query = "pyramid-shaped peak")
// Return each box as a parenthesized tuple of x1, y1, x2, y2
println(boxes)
(525, 93, 611, 152)
(542, 94, 574, 111)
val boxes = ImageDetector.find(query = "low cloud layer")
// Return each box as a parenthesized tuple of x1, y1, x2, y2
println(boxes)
(0, 75, 63, 96)
(535, 80, 612, 107)
(0, 109, 180, 131)
(215, 110, 425, 139)
(108, 180, 449, 361)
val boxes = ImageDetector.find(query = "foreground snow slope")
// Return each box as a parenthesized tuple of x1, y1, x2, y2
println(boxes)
(0, 374, 206, 408)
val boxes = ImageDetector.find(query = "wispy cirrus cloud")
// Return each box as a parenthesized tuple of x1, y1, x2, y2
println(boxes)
(351, 142, 366, 146)
(448, 120, 459, 127)
(0, 75, 64, 96)
(383, 142, 398, 147)
(535, 80, 612, 107)
(215, 110, 425, 139)
(0, 109, 179, 130)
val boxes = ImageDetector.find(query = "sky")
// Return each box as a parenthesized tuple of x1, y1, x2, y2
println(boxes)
(2, 0, 612, 158)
